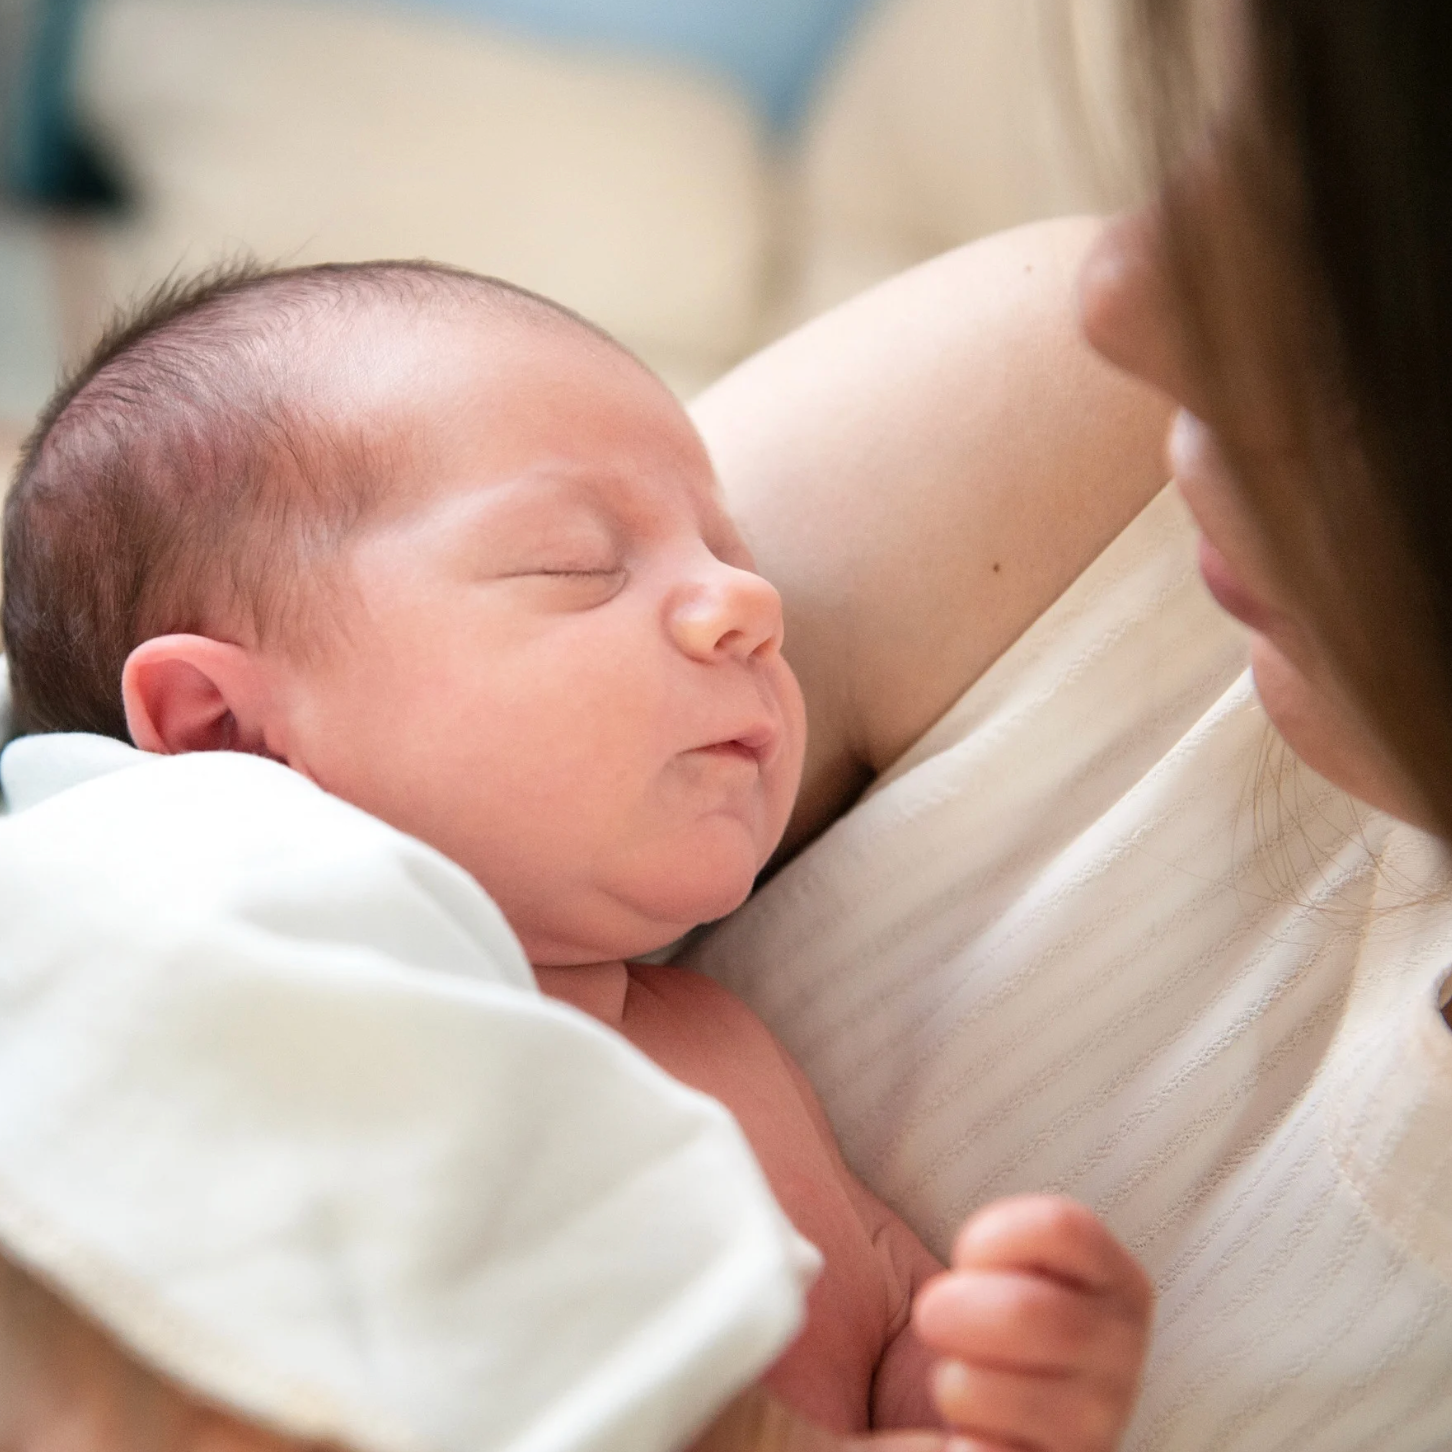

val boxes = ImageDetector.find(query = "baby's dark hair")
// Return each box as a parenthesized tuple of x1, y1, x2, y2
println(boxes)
(2, 258, 622, 740)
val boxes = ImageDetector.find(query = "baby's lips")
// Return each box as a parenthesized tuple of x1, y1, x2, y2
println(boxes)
(731, 720, 779, 762)
(692, 718, 779, 767)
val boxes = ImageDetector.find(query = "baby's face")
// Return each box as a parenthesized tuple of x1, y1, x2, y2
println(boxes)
(277, 309, 805, 966)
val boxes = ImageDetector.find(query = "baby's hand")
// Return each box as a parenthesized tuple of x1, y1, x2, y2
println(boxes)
(911, 1196, 1153, 1452)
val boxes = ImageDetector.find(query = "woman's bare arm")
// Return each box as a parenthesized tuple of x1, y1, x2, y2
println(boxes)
(692, 217, 1171, 855)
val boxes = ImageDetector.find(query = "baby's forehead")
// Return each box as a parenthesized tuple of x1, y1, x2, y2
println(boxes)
(328, 295, 661, 436)
(329, 306, 711, 504)
(313, 293, 587, 410)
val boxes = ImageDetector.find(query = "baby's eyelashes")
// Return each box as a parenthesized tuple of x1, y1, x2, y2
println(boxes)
(498, 566, 628, 608)
(529, 566, 626, 578)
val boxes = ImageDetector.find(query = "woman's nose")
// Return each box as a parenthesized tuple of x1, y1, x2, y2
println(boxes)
(667, 560, 784, 664)
(1079, 207, 1194, 409)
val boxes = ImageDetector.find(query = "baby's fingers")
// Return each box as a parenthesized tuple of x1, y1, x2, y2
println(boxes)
(911, 1199, 1153, 1452)
(914, 1267, 1142, 1376)
(953, 1198, 1152, 1315)
(929, 1359, 1124, 1452)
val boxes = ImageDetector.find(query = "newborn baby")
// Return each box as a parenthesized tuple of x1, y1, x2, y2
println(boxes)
(3, 261, 1151, 1450)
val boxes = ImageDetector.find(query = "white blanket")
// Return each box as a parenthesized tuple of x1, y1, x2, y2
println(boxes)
(0, 740, 815, 1452)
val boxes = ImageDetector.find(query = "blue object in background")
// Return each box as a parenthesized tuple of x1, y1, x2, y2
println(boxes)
(2, 0, 124, 207)
(392, 0, 876, 128)
(0, 0, 874, 206)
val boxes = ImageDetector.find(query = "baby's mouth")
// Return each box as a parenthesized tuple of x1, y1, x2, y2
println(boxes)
(697, 740, 762, 766)
(695, 722, 777, 767)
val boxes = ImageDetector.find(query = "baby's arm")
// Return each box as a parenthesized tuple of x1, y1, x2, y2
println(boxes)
(914, 1197, 1154, 1452)
(860, 1201, 947, 1432)
(770, 1045, 1151, 1449)
(690, 1387, 950, 1452)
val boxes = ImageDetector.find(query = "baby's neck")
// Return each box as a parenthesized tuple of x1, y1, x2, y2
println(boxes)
(533, 959, 631, 1028)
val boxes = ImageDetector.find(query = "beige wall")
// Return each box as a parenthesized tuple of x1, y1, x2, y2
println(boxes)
(72, 0, 1138, 400)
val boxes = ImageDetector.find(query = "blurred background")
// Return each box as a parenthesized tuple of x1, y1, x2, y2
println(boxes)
(0, 0, 1135, 480)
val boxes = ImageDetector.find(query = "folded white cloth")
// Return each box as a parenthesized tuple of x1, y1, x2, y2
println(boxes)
(0, 738, 815, 1452)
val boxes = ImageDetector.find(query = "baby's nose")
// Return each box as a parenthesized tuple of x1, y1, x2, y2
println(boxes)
(668, 564, 784, 663)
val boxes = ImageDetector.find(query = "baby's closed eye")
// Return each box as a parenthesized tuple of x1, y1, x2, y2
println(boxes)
(499, 564, 627, 608)
(522, 564, 624, 578)
(478, 522, 625, 594)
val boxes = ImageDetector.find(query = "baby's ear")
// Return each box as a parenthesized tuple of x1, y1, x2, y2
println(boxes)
(122, 635, 278, 757)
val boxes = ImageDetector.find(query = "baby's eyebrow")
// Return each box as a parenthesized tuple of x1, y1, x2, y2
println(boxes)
(420, 461, 728, 558)
(498, 467, 688, 546)
(413, 474, 629, 570)
(418, 468, 607, 529)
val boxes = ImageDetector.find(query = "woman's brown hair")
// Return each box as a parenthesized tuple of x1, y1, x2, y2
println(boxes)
(1130, 0, 1452, 838)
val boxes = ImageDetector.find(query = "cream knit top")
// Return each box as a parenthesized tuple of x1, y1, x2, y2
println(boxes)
(684, 486, 1452, 1452)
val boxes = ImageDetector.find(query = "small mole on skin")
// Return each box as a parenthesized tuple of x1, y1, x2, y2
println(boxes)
(992, 562, 1002, 573)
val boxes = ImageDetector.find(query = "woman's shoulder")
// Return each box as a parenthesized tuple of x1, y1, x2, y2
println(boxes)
(694, 220, 1174, 857)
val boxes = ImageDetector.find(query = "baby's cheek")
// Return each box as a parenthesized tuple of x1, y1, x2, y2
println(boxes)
(768, 674, 809, 831)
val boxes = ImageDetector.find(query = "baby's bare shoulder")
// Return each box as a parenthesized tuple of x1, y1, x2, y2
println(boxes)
(627, 959, 760, 1012)
(623, 960, 788, 1063)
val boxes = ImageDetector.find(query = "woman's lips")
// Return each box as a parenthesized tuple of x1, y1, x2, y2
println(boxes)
(1172, 410, 1294, 642)
(1196, 535, 1282, 635)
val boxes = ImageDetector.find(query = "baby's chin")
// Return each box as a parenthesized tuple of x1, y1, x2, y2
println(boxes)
(645, 833, 769, 923)
(523, 852, 764, 967)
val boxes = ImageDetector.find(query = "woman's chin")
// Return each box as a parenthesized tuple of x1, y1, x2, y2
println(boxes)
(1250, 637, 1426, 824)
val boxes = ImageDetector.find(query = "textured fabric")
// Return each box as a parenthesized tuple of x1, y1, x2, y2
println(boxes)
(0, 742, 814, 1452)
(684, 484, 1452, 1451)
